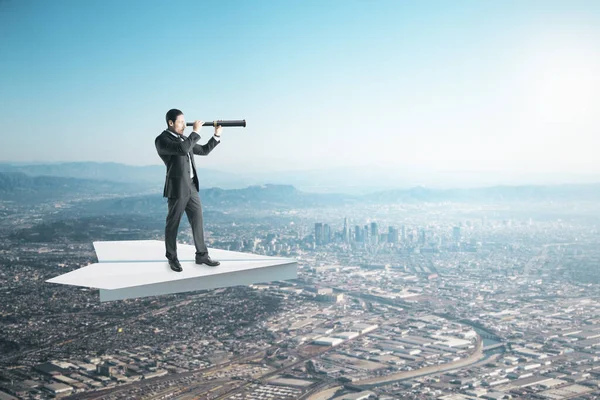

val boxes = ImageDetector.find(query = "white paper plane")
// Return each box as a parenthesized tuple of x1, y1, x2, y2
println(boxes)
(47, 240, 298, 302)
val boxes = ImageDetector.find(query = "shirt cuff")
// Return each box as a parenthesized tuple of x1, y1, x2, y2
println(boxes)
(214, 135, 221, 142)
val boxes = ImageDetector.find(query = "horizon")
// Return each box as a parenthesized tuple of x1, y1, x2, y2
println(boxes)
(2, 159, 600, 193)
(1, 0, 599, 180)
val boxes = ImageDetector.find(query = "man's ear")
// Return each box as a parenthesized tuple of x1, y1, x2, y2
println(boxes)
(168, 120, 173, 127)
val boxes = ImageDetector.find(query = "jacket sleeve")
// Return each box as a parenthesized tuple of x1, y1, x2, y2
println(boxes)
(192, 136, 220, 156)
(155, 132, 201, 156)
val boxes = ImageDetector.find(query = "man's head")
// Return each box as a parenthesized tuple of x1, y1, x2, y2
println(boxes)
(166, 109, 185, 135)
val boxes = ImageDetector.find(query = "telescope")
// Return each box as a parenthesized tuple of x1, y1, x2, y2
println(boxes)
(186, 119, 246, 128)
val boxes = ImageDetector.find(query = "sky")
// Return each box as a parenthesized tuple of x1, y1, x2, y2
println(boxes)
(1, 0, 600, 181)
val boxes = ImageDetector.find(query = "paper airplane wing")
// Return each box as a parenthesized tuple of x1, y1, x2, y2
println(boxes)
(47, 240, 297, 302)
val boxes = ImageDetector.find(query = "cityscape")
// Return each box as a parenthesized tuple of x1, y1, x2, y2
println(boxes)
(1, 169, 599, 400)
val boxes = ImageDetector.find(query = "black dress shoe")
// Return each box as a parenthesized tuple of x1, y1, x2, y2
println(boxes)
(168, 258, 182, 272)
(195, 254, 220, 267)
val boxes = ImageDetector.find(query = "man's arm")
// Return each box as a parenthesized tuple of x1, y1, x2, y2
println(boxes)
(192, 136, 220, 156)
(155, 132, 201, 156)
(193, 125, 222, 156)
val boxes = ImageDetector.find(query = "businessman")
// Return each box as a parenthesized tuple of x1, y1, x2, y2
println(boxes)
(155, 109, 221, 272)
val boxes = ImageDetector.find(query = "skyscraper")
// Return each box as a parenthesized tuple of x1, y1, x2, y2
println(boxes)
(323, 223, 331, 244)
(388, 226, 399, 244)
(343, 217, 349, 243)
(370, 222, 379, 245)
(315, 223, 323, 245)
(354, 225, 362, 242)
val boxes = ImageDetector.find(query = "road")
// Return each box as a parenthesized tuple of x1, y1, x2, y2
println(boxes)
(352, 336, 483, 387)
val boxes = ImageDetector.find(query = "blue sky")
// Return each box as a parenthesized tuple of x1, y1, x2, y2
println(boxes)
(1, 0, 599, 179)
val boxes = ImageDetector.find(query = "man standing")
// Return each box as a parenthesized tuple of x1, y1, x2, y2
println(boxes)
(155, 109, 221, 272)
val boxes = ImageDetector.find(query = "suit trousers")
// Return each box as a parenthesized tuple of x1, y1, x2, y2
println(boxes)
(165, 178, 208, 260)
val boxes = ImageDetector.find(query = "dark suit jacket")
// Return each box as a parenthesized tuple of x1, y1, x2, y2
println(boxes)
(155, 130, 220, 198)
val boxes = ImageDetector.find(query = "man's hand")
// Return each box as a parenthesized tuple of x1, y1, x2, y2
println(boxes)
(214, 125, 223, 137)
(193, 120, 204, 133)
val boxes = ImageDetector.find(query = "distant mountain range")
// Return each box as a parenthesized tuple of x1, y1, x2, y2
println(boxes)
(0, 171, 139, 200)
(0, 162, 248, 189)
(1, 169, 600, 206)
(3, 161, 600, 194)
(366, 183, 600, 203)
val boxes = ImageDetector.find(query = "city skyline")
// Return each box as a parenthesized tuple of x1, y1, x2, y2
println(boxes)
(2, 172, 600, 398)
(1, 0, 600, 181)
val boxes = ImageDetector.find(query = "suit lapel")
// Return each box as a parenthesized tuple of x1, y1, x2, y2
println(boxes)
(162, 131, 197, 175)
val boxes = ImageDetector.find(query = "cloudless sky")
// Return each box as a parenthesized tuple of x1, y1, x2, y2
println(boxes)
(1, 0, 599, 178)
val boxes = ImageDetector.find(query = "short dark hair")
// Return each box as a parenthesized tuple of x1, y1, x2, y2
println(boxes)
(165, 109, 183, 126)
